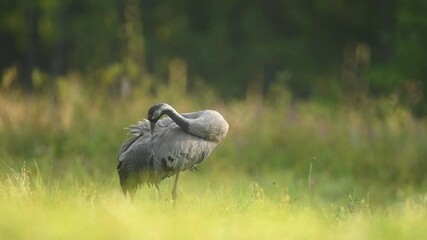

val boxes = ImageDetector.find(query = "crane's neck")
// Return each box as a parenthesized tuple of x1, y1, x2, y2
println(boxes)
(161, 105, 210, 140)
(163, 108, 190, 132)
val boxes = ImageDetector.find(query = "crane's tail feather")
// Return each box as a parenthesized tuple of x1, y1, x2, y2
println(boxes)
(126, 121, 149, 136)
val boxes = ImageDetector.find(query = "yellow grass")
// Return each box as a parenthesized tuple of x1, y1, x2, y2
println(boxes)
(1, 169, 426, 240)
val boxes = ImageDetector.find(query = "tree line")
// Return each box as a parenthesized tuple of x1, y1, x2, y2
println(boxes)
(1, 0, 426, 113)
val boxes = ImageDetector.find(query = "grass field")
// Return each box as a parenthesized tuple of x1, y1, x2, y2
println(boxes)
(1, 80, 427, 239)
(1, 165, 426, 240)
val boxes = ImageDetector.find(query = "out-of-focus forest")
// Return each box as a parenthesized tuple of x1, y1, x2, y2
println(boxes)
(1, 0, 426, 113)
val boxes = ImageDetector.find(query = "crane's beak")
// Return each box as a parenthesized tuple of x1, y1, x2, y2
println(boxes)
(150, 122, 156, 136)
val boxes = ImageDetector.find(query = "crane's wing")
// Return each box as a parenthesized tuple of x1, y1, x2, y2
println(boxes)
(117, 120, 150, 161)
(117, 120, 158, 188)
(117, 140, 157, 185)
(151, 121, 218, 180)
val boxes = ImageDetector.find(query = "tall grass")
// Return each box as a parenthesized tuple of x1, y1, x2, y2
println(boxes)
(1, 76, 427, 201)
(0, 162, 427, 239)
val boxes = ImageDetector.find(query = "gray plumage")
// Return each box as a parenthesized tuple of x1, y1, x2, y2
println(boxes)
(117, 103, 229, 202)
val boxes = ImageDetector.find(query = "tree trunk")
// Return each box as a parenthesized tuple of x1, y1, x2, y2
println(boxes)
(23, 4, 38, 91)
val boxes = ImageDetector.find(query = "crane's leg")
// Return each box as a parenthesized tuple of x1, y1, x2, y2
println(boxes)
(171, 172, 181, 206)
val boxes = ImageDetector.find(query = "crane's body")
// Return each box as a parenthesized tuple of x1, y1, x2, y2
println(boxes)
(117, 103, 228, 202)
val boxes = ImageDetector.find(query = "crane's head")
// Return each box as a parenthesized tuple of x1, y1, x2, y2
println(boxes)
(147, 103, 170, 135)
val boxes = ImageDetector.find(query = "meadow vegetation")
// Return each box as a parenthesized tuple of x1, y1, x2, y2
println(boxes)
(1, 77, 427, 239)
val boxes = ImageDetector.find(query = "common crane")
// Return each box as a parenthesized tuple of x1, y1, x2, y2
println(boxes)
(117, 103, 229, 203)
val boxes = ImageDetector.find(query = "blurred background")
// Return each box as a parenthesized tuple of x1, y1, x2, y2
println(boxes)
(1, 0, 427, 204)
